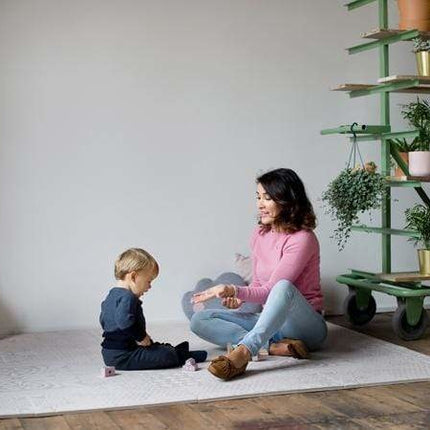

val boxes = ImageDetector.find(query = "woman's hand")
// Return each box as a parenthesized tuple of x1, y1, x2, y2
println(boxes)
(222, 297, 242, 309)
(192, 284, 236, 304)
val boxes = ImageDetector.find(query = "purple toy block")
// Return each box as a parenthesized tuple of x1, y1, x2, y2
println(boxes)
(182, 360, 198, 371)
(101, 366, 116, 377)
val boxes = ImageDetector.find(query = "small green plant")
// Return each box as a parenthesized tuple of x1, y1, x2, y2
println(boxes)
(387, 137, 420, 152)
(387, 138, 421, 173)
(322, 162, 387, 251)
(401, 98, 430, 151)
(412, 37, 430, 53)
(405, 204, 430, 249)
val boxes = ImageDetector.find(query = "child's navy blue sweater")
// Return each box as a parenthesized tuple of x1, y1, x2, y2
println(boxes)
(100, 287, 146, 350)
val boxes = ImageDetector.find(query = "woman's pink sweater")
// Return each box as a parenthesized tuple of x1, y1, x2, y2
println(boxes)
(236, 227, 323, 312)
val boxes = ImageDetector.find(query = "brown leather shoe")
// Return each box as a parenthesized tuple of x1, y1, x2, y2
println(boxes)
(208, 355, 248, 380)
(273, 339, 310, 359)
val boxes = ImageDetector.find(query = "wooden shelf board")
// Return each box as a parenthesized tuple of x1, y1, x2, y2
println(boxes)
(395, 87, 430, 94)
(390, 175, 430, 182)
(332, 82, 430, 94)
(361, 28, 430, 40)
(377, 272, 430, 282)
(331, 84, 374, 91)
(378, 75, 430, 84)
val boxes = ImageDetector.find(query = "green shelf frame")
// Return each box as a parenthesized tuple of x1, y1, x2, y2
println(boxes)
(320, 124, 390, 135)
(345, 0, 377, 11)
(350, 225, 420, 238)
(349, 129, 419, 142)
(386, 180, 422, 187)
(322, 0, 430, 337)
(337, 273, 430, 298)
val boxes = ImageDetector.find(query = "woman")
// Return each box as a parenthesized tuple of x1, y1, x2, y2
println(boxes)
(190, 168, 327, 380)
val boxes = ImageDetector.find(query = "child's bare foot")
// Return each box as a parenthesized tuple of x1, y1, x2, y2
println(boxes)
(269, 339, 309, 359)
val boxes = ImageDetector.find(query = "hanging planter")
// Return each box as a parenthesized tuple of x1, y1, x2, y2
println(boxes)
(322, 163, 386, 251)
(322, 127, 387, 251)
(398, 0, 430, 31)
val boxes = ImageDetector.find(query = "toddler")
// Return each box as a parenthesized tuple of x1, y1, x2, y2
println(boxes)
(100, 248, 207, 370)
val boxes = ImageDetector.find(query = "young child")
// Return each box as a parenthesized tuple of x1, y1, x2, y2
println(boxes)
(100, 248, 207, 370)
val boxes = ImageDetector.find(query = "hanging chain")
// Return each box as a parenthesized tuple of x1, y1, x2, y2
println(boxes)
(346, 122, 365, 169)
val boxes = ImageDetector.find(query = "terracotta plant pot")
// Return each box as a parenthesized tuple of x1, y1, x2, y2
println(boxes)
(409, 151, 430, 176)
(398, 0, 430, 30)
(395, 152, 409, 177)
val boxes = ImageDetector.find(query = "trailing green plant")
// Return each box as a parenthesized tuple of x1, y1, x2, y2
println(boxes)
(322, 162, 387, 251)
(412, 37, 430, 53)
(405, 203, 430, 249)
(401, 98, 430, 151)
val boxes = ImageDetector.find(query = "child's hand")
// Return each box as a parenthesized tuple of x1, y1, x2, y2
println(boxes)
(137, 334, 153, 347)
(192, 284, 236, 304)
(222, 297, 242, 309)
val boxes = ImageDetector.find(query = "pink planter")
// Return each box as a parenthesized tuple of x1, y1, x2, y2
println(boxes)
(409, 151, 430, 176)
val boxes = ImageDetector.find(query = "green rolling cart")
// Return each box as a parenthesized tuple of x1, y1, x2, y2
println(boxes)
(321, 0, 430, 340)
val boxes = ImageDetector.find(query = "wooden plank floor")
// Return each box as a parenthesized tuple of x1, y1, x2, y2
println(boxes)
(1, 313, 430, 430)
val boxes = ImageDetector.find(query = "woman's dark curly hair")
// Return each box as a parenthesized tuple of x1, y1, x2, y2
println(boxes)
(257, 168, 316, 233)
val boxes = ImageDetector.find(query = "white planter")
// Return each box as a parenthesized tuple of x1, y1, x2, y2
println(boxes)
(409, 151, 430, 176)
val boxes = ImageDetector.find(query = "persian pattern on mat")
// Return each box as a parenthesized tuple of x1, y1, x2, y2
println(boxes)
(1, 322, 430, 417)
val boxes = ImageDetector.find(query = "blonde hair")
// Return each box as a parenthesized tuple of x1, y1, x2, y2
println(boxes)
(114, 248, 159, 280)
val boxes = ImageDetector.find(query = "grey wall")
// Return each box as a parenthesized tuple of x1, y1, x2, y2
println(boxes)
(0, 0, 426, 334)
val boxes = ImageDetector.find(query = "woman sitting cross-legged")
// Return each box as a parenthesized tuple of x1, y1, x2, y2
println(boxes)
(190, 168, 327, 380)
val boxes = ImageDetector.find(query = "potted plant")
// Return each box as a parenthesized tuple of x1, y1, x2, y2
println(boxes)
(401, 98, 430, 177)
(387, 137, 420, 177)
(398, 0, 430, 32)
(412, 37, 430, 76)
(322, 162, 387, 251)
(405, 203, 430, 275)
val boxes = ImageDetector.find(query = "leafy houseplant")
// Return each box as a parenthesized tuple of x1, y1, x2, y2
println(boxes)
(401, 98, 430, 176)
(322, 162, 387, 251)
(387, 137, 420, 177)
(401, 98, 430, 152)
(405, 203, 430, 274)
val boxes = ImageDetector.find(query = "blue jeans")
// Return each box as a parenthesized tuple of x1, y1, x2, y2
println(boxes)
(190, 280, 327, 356)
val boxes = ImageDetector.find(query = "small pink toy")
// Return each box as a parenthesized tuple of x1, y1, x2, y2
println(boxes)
(101, 366, 116, 377)
(182, 358, 198, 371)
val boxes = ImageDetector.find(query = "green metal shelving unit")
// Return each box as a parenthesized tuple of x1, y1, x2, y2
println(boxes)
(322, 0, 430, 340)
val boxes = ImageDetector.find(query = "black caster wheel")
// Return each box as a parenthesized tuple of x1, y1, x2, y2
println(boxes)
(392, 303, 429, 341)
(343, 290, 376, 326)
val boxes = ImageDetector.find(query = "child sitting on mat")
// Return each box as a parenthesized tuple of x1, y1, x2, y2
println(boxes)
(100, 248, 207, 370)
